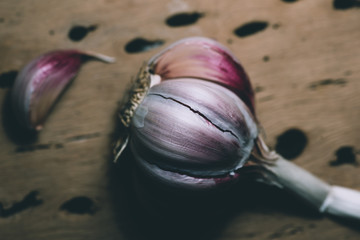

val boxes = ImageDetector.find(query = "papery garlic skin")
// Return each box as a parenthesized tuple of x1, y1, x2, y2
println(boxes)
(114, 37, 256, 163)
(130, 78, 258, 188)
(118, 37, 258, 189)
(11, 50, 115, 130)
(149, 37, 255, 114)
(115, 37, 360, 222)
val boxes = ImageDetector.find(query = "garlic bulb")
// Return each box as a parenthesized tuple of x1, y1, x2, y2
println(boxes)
(131, 78, 257, 188)
(115, 37, 360, 222)
(11, 50, 115, 130)
(113, 37, 256, 161)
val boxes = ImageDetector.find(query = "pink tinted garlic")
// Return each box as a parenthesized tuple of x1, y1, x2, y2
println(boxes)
(11, 50, 115, 130)
(131, 79, 257, 189)
(115, 37, 360, 222)
(148, 37, 255, 114)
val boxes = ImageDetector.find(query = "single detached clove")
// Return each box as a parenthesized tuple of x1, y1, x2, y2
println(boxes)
(11, 50, 115, 131)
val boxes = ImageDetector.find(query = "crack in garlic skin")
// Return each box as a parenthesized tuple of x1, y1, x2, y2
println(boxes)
(149, 93, 239, 140)
(133, 150, 242, 190)
(130, 78, 258, 178)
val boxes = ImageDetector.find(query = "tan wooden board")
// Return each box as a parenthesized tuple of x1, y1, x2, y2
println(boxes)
(0, 0, 359, 239)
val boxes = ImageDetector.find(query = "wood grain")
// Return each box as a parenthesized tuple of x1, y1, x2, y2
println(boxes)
(0, 0, 359, 239)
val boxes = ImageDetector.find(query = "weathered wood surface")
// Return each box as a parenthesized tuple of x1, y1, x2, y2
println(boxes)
(0, 0, 359, 239)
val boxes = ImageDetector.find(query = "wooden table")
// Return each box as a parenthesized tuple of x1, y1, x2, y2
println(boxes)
(0, 0, 359, 239)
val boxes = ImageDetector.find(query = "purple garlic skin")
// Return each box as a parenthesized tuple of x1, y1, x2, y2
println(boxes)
(130, 79, 258, 189)
(11, 50, 115, 131)
(121, 37, 360, 222)
(126, 37, 259, 189)
(149, 37, 255, 114)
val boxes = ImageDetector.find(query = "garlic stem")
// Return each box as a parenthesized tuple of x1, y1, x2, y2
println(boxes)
(82, 51, 116, 63)
(320, 186, 360, 221)
(264, 155, 360, 221)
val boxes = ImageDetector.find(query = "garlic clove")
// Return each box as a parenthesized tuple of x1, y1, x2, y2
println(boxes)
(130, 78, 257, 183)
(11, 50, 115, 130)
(148, 37, 255, 114)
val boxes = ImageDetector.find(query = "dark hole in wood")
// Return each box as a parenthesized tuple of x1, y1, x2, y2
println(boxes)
(333, 0, 360, 10)
(60, 196, 96, 214)
(330, 146, 358, 166)
(165, 12, 204, 27)
(68, 25, 97, 42)
(0, 191, 43, 218)
(275, 128, 308, 160)
(234, 21, 269, 38)
(124, 38, 164, 54)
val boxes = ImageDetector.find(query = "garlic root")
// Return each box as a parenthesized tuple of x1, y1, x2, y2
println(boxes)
(263, 154, 360, 221)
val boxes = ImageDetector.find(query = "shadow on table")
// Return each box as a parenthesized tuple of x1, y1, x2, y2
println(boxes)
(106, 150, 360, 240)
(1, 91, 37, 145)
(107, 148, 230, 240)
(106, 112, 359, 240)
